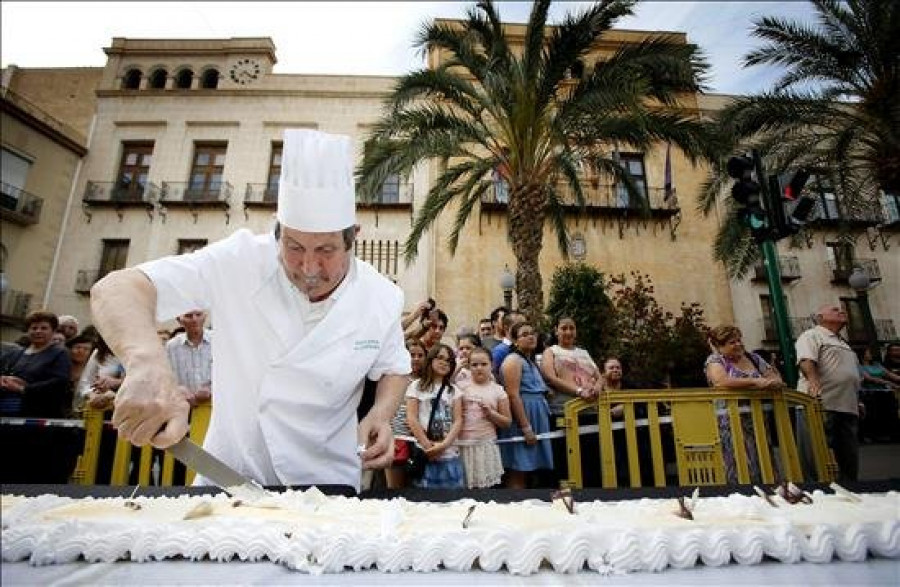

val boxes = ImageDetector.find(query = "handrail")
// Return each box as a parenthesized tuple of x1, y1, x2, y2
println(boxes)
(560, 388, 835, 489)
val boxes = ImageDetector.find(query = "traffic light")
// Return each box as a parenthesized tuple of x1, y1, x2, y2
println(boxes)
(769, 168, 816, 240)
(726, 155, 768, 239)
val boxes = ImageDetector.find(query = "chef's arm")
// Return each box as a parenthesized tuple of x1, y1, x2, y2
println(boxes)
(91, 268, 189, 447)
(359, 373, 408, 469)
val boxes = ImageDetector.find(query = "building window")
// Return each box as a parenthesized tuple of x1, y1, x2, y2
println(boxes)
(1, 148, 32, 209)
(188, 143, 227, 199)
(380, 174, 400, 204)
(122, 68, 142, 90)
(760, 294, 789, 342)
(615, 153, 647, 208)
(200, 69, 219, 89)
(99, 239, 129, 279)
(265, 142, 282, 202)
(175, 68, 193, 89)
(826, 241, 854, 272)
(177, 239, 208, 255)
(115, 142, 154, 201)
(882, 191, 899, 224)
(148, 68, 167, 89)
(809, 172, 839, 220)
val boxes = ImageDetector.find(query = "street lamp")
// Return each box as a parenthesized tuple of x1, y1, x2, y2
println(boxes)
(499, 265, 515, 309)
(848, 266, 878, 352)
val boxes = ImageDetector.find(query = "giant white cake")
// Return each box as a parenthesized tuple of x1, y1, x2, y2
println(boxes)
(2, 487, 898, 575)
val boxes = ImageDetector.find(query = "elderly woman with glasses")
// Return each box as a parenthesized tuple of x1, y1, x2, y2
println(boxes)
(497, 321, 554, 489)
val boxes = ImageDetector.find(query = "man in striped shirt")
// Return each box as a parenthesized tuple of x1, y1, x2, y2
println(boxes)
(166, 310, 212, 406)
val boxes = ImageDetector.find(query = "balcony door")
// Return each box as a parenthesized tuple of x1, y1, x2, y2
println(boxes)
(615, 153, 647, 208)
(265, 142, 282, 202)
(116, 142, 153, 201)
(188, 143, 227, 200)
(841, 297, 869, 345)
(760, 294, 790, 342)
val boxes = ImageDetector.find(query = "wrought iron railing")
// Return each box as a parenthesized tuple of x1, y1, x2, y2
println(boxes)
(826, 258, 881, 282)
(482, 182, 678, 211)
(160, 181, 232, 204)
(0, 182, 43, 224)
(244, 183, 278, 204)
(759, 316, 815, 342)
(83, 181, 159, 204)
(1, 288, 32, 320)
(356, 181, 414, 205)
(813, 199, 884, 224)
(753, 255, 801, 281)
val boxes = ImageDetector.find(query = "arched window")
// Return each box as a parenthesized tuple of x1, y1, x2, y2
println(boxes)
(200, 68, 219, 89)
(122, 68, 142, 90)
(148, 68, 167, 89)
(175, 68, 193, 89)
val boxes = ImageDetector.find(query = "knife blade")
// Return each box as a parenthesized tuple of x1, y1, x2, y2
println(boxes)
(167, 436, 270, 503)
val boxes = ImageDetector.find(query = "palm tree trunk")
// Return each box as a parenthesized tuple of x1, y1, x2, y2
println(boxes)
(507, 183, 547, 323)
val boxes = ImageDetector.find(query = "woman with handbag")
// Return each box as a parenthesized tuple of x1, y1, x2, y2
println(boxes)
(405, 344, 464, 489)
(385, 339, 426, 489)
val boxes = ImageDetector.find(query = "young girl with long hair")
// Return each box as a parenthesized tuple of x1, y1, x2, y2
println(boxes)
(405, 343, 464, 489)
(458, 347, 510, 488)
(386, 339, 426, 489)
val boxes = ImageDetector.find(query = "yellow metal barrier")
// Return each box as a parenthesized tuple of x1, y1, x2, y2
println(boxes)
(72, 400, 212, 486)
(561, 388, 835, 489)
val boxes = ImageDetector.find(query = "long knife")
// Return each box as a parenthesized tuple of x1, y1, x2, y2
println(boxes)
(167, 436, 271, 503)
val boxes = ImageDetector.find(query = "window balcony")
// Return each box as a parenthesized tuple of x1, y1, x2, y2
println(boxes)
(0, 182, 43, 226)
(82, 181, 157, 222)
(482, 182, 679, 217)
(0, 288, 32, 327)
(827, 258, 881, 284)
(759, 316, 816, 343)
(751, 255, 801, 282)
(74, 269, 102, 294)
(356, 180, 414, 209)
(243, 183, 278, 206)
(811, 199, 884, 229)
(159, 181, 232, 223)
(847, 318, 897, 346)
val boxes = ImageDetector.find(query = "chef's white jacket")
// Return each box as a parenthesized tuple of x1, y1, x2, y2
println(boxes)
(138, 228, 410, 491)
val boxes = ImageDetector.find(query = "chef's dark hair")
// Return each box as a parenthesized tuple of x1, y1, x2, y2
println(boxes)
(273, 222, 355, 251)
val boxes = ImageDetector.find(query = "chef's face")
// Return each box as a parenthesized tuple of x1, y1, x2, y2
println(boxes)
(279, 225, 357, 302)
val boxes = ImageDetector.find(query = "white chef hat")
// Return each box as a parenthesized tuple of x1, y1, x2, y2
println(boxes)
(277, 129, 357, 232)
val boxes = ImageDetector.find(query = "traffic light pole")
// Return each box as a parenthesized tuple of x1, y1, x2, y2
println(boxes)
(758, 239, 798, 387)
(752, 150, 798, 387)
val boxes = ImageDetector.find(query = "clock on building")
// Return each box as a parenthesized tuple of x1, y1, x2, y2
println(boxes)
(229, 58, 261, 85)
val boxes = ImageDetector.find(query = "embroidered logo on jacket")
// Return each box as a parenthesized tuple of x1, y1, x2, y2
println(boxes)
(353, 339, 380, 351)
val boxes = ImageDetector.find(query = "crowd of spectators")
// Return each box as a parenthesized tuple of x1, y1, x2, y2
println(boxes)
(3, 299, 897, 488)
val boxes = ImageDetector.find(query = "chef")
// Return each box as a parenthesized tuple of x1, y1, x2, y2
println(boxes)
(90, 129, 411, 491)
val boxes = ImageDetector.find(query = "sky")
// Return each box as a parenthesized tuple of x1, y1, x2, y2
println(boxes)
(1, 1, 818, 95)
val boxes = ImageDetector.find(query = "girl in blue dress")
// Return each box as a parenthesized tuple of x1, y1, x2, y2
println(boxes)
(498, 321, 554, 488)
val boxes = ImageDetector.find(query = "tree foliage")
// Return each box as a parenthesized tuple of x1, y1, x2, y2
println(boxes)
(357, 0, 712, 323)
(702, 0, 900, 277)
(543, 266, 710, 387)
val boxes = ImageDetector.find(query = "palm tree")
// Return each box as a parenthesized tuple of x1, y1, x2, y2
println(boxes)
(357, 0, 711, 321)
(701, 0, 900, 278)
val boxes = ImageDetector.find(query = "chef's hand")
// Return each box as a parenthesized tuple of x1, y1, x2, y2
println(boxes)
(358, 415, 393, 470)
(112, 359, 190, 448)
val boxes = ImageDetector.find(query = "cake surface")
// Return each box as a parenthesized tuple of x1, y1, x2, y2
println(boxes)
(2, 488, 899, 575)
